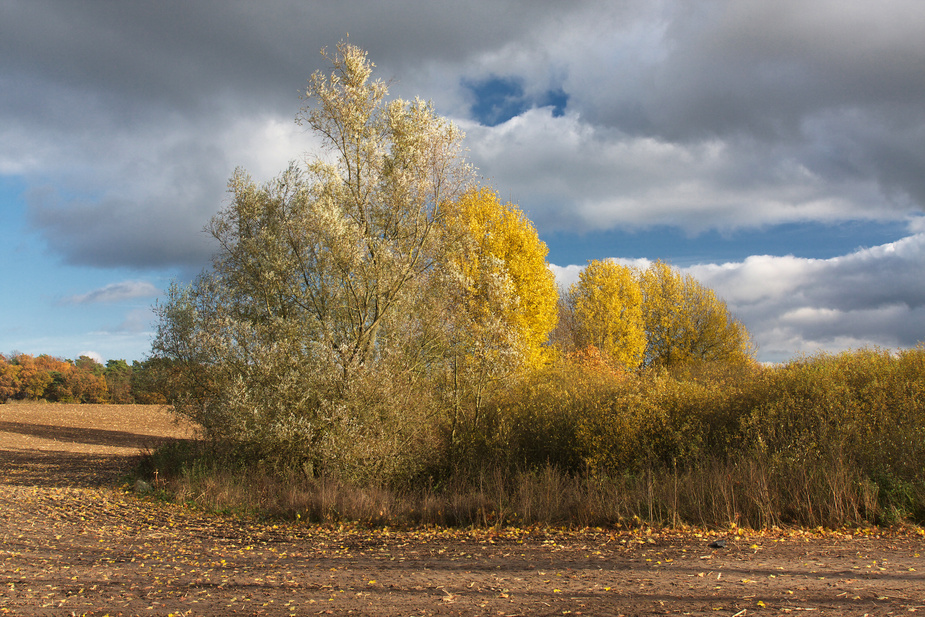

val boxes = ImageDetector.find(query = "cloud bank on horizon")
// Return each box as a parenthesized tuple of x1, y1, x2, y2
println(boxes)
(1, 0, 924, 363)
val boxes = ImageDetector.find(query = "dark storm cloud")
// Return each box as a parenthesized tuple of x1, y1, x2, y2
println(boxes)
(28, 192, 215, 269)
(20, 122, 231, 268)
(3, 0, 925, 365)
(1, 0, 574, 113)
(592, 1, 925, 139)
(572, 0, 925, 217)
(1, 0, 587, 269)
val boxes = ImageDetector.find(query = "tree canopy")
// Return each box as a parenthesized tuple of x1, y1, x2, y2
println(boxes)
(639, 260, 755, 370)
(443, 187, 558, 372)
(150, 42, 562, 475)
(568, 259, 646, 369)
(150, 43, 755, 481)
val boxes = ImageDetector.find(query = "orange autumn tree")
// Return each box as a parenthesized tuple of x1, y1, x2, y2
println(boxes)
(0, 355, 22, 401)
(15, 354, 54, 400)
(0, 354, 109, 402)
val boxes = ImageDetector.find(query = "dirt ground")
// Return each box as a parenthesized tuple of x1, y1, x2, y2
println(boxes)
(1, 403, 924, 616)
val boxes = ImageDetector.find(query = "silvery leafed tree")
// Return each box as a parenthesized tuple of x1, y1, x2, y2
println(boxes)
(152, 42, 473, 475)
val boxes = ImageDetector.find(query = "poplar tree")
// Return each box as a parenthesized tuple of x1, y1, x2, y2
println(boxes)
(439, 187, 559, 436)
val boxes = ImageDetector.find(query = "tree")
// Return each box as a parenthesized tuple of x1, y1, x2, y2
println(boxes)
(0, 355, 22, 402)
(130, 359, 171, 405)
(75, 355, 105, 376)
(443, 187, 558, 372)
(15, 354, 53, 400)
(291, 42, 472, 376)
(438, 187, 559, 441)
(639, 260, 755, 370)
(152, 42, 473, 473)
(105, 359, 134, 404)
(569, 259, 646, 369)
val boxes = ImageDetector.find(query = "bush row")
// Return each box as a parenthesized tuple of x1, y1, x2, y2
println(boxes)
(144, 346, 925, 529)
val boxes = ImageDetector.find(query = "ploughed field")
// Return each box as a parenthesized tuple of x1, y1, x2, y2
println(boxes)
(1, 403, 923, 616)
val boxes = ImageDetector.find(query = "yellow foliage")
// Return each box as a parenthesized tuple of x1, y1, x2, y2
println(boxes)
(639, 260, 755, 370)
(569, 259, 646, 369)
(443, 187, 559, 370)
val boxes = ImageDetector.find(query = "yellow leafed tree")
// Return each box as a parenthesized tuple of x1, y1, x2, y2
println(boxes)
(569, 259, 646, 369)
(639, 260, 755, 370)
(443, 187, 559, 372)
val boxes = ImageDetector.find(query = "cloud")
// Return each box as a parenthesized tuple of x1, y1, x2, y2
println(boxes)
(454, 1, 925, 234)
(464, 109, 914, 236)
(63, 281, 161, 305)
(548, 264, 583, 291)
(16, 108, 322, 268)
(77, 351, 104, 364)
(3, 0, 925, 362)
(117, 308, 157, 334)
(690, 234, 925, 361)
(552, 233, 925, 363)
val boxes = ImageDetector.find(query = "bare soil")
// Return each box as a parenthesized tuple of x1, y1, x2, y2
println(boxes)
(1, 403, 923, 616)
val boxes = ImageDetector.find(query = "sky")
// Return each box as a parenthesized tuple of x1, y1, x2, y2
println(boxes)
(2, 0, 924, 364)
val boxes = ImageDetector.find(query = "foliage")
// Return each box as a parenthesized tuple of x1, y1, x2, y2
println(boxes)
(104, 359, 134, 404)
(639, 260, 755, 370)
(0, 355, 22, 401)
(568, 259, 645, 369)
(137, 42, 925, 529)
(742, 348, 925, 487)
(151, 42, 475, 478)
(388, 346, 922, 527)
(442, 187, 558, 372)
(436, 187, 559, 449)
(290, 41, 470, 376)
(0, 353, 109, 403)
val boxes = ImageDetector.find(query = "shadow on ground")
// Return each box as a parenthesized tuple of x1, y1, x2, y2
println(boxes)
(0, 449, 140, 488)
(0, 420, 178, 450)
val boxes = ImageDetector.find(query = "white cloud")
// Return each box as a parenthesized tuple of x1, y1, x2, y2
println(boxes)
(692, 235, 925, 361)
(548, 264, 582, 291)
(554, 233, 925, 363)
(464, 109, 918, 237)
(77, 351, 104, 364)
(64, 281, 161, 305)
(117, 308, 156, 334)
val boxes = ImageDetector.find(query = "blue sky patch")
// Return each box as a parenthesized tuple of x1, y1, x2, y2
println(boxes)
(541, 220, 914, 267)
(465, 76, 569, 126)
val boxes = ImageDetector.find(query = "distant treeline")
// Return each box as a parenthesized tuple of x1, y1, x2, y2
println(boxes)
(0, 353, 168, 404)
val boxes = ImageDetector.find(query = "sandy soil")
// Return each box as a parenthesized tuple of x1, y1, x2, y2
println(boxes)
(1, 402, 923, 616)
